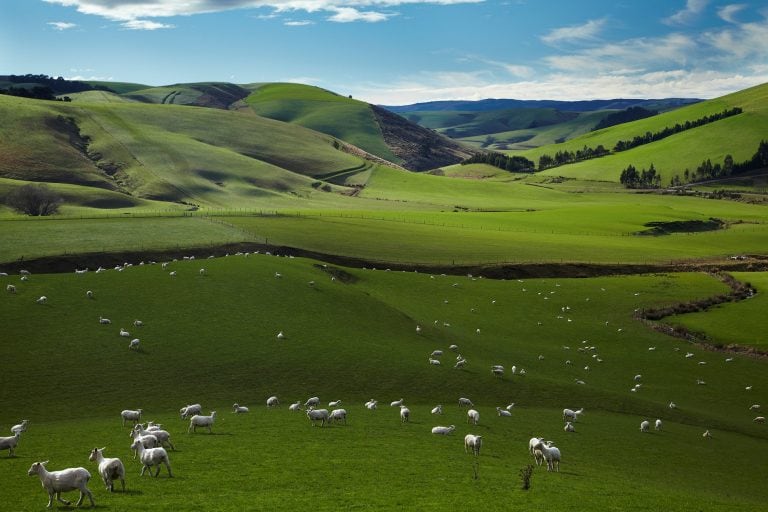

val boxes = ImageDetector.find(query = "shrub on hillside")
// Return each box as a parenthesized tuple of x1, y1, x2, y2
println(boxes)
(5, 183, 63, 216)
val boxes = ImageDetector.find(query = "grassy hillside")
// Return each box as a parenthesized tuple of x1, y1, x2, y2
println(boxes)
(0, 256, 765, 510)
(124, 82, 250, 109)
(514, 82, 768, 184)
(85, 81, 150, 94)
(246, 83, 399, 163)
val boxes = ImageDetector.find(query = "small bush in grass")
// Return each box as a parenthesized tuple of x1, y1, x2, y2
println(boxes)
(519, 464, 534, 490)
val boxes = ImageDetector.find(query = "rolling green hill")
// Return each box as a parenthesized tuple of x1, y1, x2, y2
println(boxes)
(513, 82, 768, 184)
(123, 82, 251, 109)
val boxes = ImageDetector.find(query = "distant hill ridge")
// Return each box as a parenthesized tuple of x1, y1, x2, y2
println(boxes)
(385, 97, 701, 113)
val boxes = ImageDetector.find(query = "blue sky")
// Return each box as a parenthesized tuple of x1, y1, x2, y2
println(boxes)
(1, 0, 767, 104)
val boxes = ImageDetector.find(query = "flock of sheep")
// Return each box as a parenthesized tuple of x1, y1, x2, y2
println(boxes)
(2, 257, 766, 506)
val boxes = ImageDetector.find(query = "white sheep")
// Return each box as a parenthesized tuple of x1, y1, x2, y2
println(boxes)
(458, 397, 474, 408)
(534, 441, 561, 471)
(99, 316, 111, 325)
(492, 367, 504, 377)
(364, 399, 377, 410)
(130, 440, 172, 477)
(128, 338, 140, 350)
(305, 397, 320, 407)
(307, 408, 330, 427)
(390, 398, 404, 407)
(88, 447, 125, 492)
(133, 424, 174, 450)
(464, 434, 482, 456)
(564, 421, 575, 432)
(749, 404, 761, 411)
(0, 431, 21, 457)
(199, 268, 206, 275)
(428, 358, 441, 366)
(10, 419, 29, 434)
(133, 319, 143, 327)
(400, 405, 410, 423)
(27, 461, 95, 508)
(328, 399, 342, 408)
(467, 409, 480, 425)
(7, 284, 17, 293)
(496, 407, 512, 417)
(129, 430, 158, 459)
(188, 411, 217, 433)
(120, 409, 143, 427)
(528, 437, 545, 466)
(640, 420, 650, 432)
(669, 401, 677, 409)
(431, 404, 443, 415)
(329, 409, 347, 425)
(232, 403, 249, 413)
(276, 331, 285, 340)
(449, 344, 459, 351)
(562, 408, 584, 422)
(655, 419, 663, 431)
(267, 396, 280, 407)
(506, 403, 515, 411)
(289, 401, 302, 412)
(86, 290, 94, 299)
(703, 430, 712, 438)
(754, 416, 766, 424)
(430, 350, 443, 357)
(431, 425, 455, 435)
(36, 296, 47, 304)
(180, 403, 202, 419)
(119, 328, 130, 337)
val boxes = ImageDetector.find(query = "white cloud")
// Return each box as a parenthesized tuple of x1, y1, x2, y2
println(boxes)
(327, 7, 390, 22)
(718, 4, 747, 23)
(541, 18, 606, 45)
(42, 1, 484, 25)
(48, 21, 77, 30)
(121, 19, 175, 30)
(663, 0, 708, 26)
(284, 20, 315, 26)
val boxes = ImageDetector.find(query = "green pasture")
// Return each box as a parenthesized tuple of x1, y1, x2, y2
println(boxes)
(246, 83, 399, 163)
(0, 256, 765, 510)
(668, 272, 768, 348)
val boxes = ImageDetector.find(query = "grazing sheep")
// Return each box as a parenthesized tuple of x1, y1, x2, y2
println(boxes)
(364, 399, 377, 410)
(464, 434, 482, 456)
(88, 447, 125, 492)
(133, 319, 143, 327)
(130, 440, 172, 477)
(428, 358, 441, 366)
(415, 325, 422, 334)
(506, 403, 515, 411)
(562, 408, 584, 422)
(128, 338, 140, 351)
(534, 441, 561, 472)
(669, 401, 677, 409)
(634, 374, 642, 382)
(0, 432, 21, 457)
(655, 419, 663, 431)
(28, 461, 95, 508)
(454, 359, 467, 369)
(640, 420, 650, 433)
(169, 271, 177, 277)
(199, 268, 206, 276)
(749, 404, 760, 411)
(232, 403, 249, 413)
(119, 328, 130, 337)
(10, 419, 29, 434)
(267, 396, 280, 407)
(458, 397, 474, 408)
(180, 403, 202, 419)
(564, 422, 575, 432)
(754, 416, 766, 424)
(129, 430, 158, 459)
(99, 316, 111, 325)
(703, 430, 712, 438)
(86, 290, 94, 299)
(188, 411, 217, 433)
(307, 408, 330, 427)
(305, 397, 321, 408)
(467, 409, 480, 425)
(133, 424, 174, 450)
(496, 407, 512, 417)
(529, 437, 545, 466)
(6, 284, 15, 293)
(289, 401, 302, 412)
(431, 405, 443, 415)
(400, 405, 411, 423)
(430, 350, 443, 357)
(390, 398, 404, 407)
(329, 409, 347, 425)
(276, 331, 285, 340)
(492, 367, 504, 378)
(449, 344, 459, 351)
(328, 400, 342, 408)
(431, 425, 455, 435)
(120, 409, 143, 427)
(36, 296, 47, 304)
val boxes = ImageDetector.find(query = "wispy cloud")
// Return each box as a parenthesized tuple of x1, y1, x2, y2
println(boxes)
(47, 21, 77, 30)
(327, 7, 391, 23)
(121, 19, 175, 31)
(663, 0, 708, 26)
(541, 18, 606, 45)
(42, 1, 484, 26)
(717, 4, 747, 23)
(284, 20, 315, 26)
